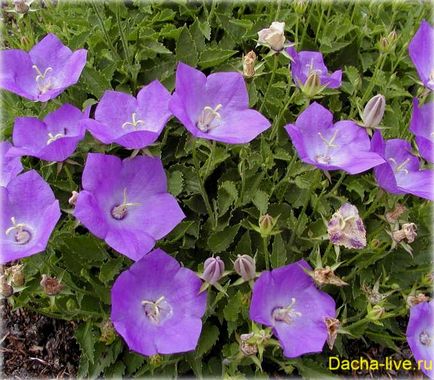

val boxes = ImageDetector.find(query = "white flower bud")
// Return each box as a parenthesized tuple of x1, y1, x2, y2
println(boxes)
(257, 22, 286, 51)
(361, 94, 386, 129)
(234, 255, 256, 281)
(203, 256, 224, 285)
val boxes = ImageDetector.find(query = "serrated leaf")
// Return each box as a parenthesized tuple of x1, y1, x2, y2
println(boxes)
(176, 26, 198, 66)
(217, 181, 238, 216)
(75, 321, 97, 365)
(168, 170, 184, 196)
(199, 48, 238, 69)
(198, 20, 211, 40)
(252, 190, 269, 214)
(223, 291, 242, 322)
(196, 324, 219, 357)
(271, 234, 287, 268)
(81, 66, 111, 98)
(99, 257, 124, 283)
(207, 224, 240, 253)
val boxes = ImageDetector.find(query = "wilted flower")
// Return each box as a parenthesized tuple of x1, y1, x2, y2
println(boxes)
(409, 98, 434, 163)
(83, 81, 172, 150)
(407, 293, 430, 307)
(0, 33, 87, 102)
(169, 62, 270, 144)
(203, 256, 224, 284)
(234, 254, 256, 281)
(392, 223, 417, 243)
(408, 20, 434, 91)
(327, 203, 366, 249)
(14, 0, 30, 13)
(0, 141, 23, 187)
(311, 266, 348, 287)
(371, 131, 434, 201)
(361, 94, 386, 130)
(325, 317, 340, 350)
(68, 190, 79, 206)
(1, 170, 60, 264)
(0, 275, 13, 297)
(287, 47, 342, 95)
(249, 259, 336, 358)
(368, 304, 386, 320)
(257, 21, 286, 51)
(40, 274, 64, 295)
(9, 264, 24, 286)
(74, 153, 185, 261)
(111, 249, 207, 356)
(406, 301, 434, 379)
(240, 333, 258, 356)
(385, 203, 407, 224)
(285, 103, 384, 174)
(243, 50, 256, 78)
(7, 104, 89, 162)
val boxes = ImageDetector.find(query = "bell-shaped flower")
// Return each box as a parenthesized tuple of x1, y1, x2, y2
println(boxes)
(406, 301, 433, 379)
(0, 33, 87, 102)
(327, 203, 366, 249)
(249, 259, 336, 358)
(409, 98, 434, 163)
(257, 22, 286, 52)
(408, 20, 434, 91)
(371, 131, 434, 201)
(1, 170, 61, 264)
(83, 80, 172, 149)
(1, 141, 23, 187)
(111, 248, 207, 356)
(286, 47, 342, 93)
(169, 62, 270, 144)
(7, 104, 89, 162)
(74, 153, 185, 261)
(284, 102, 384, 174)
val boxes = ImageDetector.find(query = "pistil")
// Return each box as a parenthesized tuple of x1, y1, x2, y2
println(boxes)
(122, 113, 145, 129)
(32, 64, 53, 93)
(46, 132, 65, 145)
(142, 296, 173, 324)
(110, 188, 141, 220)
(5, 217, 32, 245)
(197, 104, 223, 132)
(272, 298, 302, 325)
(388, 157, 410, 175)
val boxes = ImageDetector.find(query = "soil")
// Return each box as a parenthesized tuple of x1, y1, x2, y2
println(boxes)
(1, 300, 80, 378)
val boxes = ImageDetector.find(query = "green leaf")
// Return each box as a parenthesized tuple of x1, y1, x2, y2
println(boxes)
(81, 66, 112, 98)
(271, 234, 287, 268)
(207, 224, 240, 253)
(196, 324, 219, 357)
(75, 321, 97, 365)
(223, 291, 242, 322)
(168, 170, 184, 196)
(176, 26, 198, 66)
(99, 257, 124, 283)
(198, 48, 238, 69)
(252, 190, 269, 214)
(198, 20, 211, 40)
(217, 181, 238, 216)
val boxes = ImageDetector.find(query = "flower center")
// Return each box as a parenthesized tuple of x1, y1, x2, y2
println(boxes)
(110, 188, 141, 220)
(5, 217, 32, 245)
(419, 330, 432, 346)
(121, 113, 145, 130)
(32, 64, 53, 94)
(46, 132, 65, 145)
(272, 298, 302, 325)
(388, 157, 410, 175)
(197, 104, 223, 132)
(142, 296, 173, 325)
(315, 130, 339, 164)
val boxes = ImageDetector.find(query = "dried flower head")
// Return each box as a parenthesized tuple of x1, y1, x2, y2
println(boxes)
(325, 317, 340, 350)
(40, 274, 64, 296)
(392, 223, 417, 243)
(243, 51, 256, 78)
(312, 267, 348, 287)
(385, 203, 407, 223)
(257, 21, 286, 51)
(68, 190, 79, 206)
(0, 275, 13, 297)
(407, 293, 430, 307)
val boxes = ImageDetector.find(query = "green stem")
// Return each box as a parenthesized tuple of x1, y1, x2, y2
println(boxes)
(314, 3, 325, 44)
(262, 237, 270, 270)
(300, 4, 313, 47)
(91, 1, 120, 60)
(359, 53, 386, 105)
(259, 54, 279, 113)
(116, 5, 130, 64)
(270, 87, 297, 141)
(328, 172, 346, 195)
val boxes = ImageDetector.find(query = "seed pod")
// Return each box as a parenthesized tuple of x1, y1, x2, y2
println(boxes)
(203, 256, 224, 285)
(243, 51, 257, 78)
(234, 255, 256, 281)
(361, 94, 386, 129)
(40, 274, 64, 296)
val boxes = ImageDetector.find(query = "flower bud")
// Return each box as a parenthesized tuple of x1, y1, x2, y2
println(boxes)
(258, 214, 276, 237)
(68, 190, 79, 206)
(203, 256, 224, 285)
(234, 255, 256, 281)
(1, 275, 13, 297)
(40, 274, 64, 296)
(385, 203, 407, 223)
(379, 30, 398, 52)
(243, 51, 256, 78)
(361, 94, 385, 130)
(302, 71, 322, 98)
(240, 332, 258, 356)
(325, 317, 340, 350)
(406, 293, 430, 307)
(257, 21, 286, 51)
(392, 223, 417, 243)
(293, 0, 308, 14)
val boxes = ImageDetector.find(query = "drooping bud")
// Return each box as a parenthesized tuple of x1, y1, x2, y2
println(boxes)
(68, 190, 79, 206)
(203, 256, 224, 285)
(234, 255, 256, 281)
(361, 94, 385, 130)
(10, 264, 25, 287)
(40, 274, 64, 296)
(385, 203, 407, 224)
(257, 21, 286, 52)
(243, 51, 257, 78)
(325, 317, 340, 350)
(312, 267, 348, 287)
(301, 71, 322, 98)
(100, 320, 116, 345)
(407, 293, 430, 307)
(392, 223, 417, 243)
(0, 275, 13, 297)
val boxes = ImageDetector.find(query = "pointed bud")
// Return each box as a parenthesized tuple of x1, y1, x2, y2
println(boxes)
(392, 223, 417, 243)
(203, 256, 224, 285)
(234, 255, 256, 281)
(368, 304, 386, 320)
(361, 94, 385, 129)
(68, 190, 79, 206)
(294, 0, 308, 14)
(1, 275, 13, 297)
(243, 51, 257, 78)
(40, 274, 64, 296)
(325, 317, 340, 350)
(302, 71, 322, 97)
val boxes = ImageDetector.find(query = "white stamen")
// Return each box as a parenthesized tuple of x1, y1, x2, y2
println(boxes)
(318, 130, 339, 148)
(197, 104, 223, 132)
(110, 188, 141, 220)
(5, 217, 32, 245)
(272, 298, 302, 325)
(388, 157, 410, 175)
(141, 296, 173, 324)
(121, 113, 145, 129)
(32, 64, 53, 93)
(46, 132, 64, 145)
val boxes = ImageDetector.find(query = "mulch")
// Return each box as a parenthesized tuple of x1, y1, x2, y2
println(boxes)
(1, 300, 80, 378)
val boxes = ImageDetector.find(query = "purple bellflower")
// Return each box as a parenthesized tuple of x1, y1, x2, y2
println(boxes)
(410, 98, 434, 163)
(406, 301, 434, 379)
(74, 153, 185, 261)
(1, 170, 61, 264)
(169, 62, 271, 144)
(249, 259, 336, 358)
(7, 104, 89, 162)
(284, 102, 385, 174)
(1, 141, 23, 187)
(371, 131, 434, 201)
(0, 33, 87, 102)
(287, 47, 342, 90)
(111, 248, 207, 356)
(83, 81, 172, 149)
(408, 20, 434, 91)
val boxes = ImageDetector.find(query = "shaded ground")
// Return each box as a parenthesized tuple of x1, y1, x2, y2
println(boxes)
(1, 300, 79, 378)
